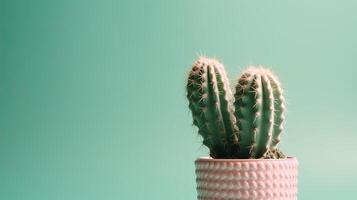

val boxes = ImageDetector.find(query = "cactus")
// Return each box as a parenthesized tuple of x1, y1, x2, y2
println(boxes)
(234, 67, 286, 159)
(187, 57, 286, 159)
(186, 57, 240, 158)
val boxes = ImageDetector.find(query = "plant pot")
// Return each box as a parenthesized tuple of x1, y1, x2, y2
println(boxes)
(195, 157, 298, 200)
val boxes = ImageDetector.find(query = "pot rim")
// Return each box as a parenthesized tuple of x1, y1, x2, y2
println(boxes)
(196, 156, 297, 162)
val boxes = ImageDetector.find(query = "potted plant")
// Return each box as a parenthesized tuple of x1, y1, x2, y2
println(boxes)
(186, 57, 298, 200)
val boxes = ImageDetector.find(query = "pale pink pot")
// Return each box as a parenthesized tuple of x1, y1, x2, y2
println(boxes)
(195, 157, 298, 200)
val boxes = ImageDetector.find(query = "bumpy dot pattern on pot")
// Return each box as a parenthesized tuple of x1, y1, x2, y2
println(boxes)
(195, 158, 298, 200)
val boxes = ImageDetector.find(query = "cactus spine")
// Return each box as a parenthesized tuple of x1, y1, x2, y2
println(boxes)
(187, 57, 286, 159)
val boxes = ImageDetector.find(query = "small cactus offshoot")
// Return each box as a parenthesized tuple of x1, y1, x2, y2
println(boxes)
(186, 57, 286, 159)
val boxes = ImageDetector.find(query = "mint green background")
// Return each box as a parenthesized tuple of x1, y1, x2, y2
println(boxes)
(1, 1, 356, 199)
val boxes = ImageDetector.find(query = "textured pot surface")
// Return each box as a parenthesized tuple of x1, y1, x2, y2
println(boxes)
(195, 157, 298, 200)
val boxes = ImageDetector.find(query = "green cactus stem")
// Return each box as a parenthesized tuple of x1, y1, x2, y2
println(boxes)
(186, 57, 239, 158)
(234, 67, 286, 159)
